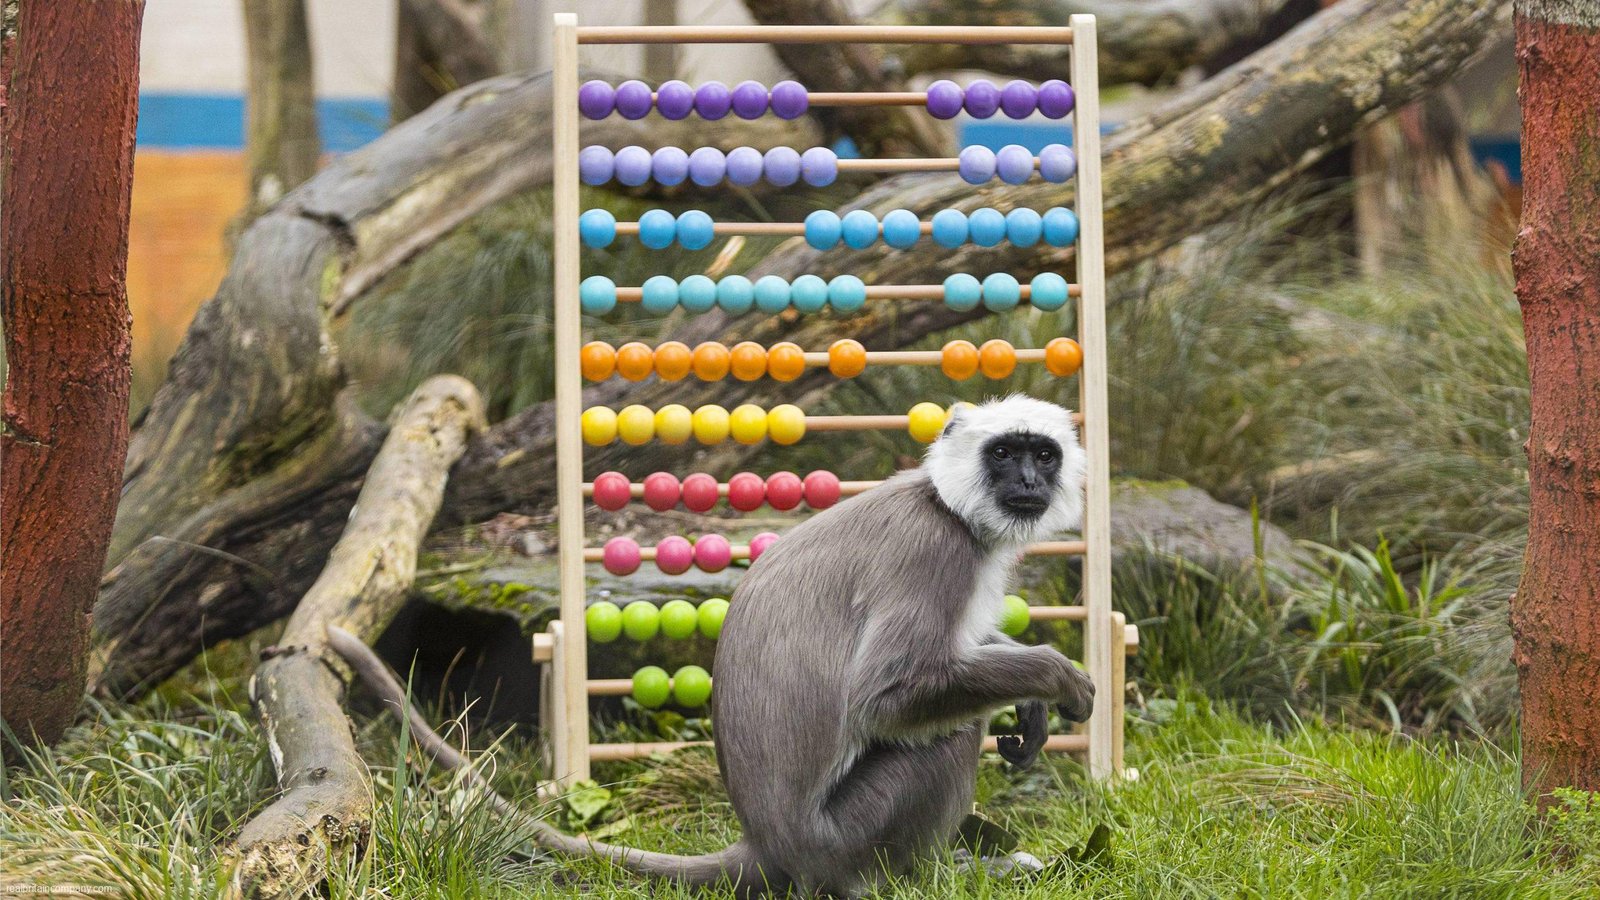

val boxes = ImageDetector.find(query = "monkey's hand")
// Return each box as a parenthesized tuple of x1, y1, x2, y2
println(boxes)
(995, 700, 1050, 768)
(1057, 664, 1096, 724)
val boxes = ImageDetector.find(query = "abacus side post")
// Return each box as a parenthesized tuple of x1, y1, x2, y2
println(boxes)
(1111, 611, 1127, 775)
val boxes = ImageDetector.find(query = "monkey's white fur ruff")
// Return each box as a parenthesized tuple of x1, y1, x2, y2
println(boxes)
(924, 395, 1086, 547)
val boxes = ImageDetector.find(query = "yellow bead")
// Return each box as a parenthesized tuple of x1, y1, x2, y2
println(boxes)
(907, 401, 947, 443)
(581, 406, 618, 445)
(692, 405, 730, 445)
(617, 404, 656, 445)
(729, 404, 769, 444)
(767, 404, 806, 445)
(655, 404, 693, 444)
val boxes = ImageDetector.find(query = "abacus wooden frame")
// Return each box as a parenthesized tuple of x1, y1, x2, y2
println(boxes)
(544, 14, 1119, 787)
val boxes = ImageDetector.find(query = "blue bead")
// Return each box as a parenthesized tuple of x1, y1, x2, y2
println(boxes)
(638, 209, 677, 250)
(688, 147, 726, 187)
(764, 147, 802, 187)
(841, 210, 879, 249)
(1038, 144, 1076, 183)
(791, 274, 828, 313)
(827, 275, 866, 312)
(614, 146, 653, 187)
(1030, 273, 1069, 311)
(716, 275, 754, 314)
(641, 275, 680, 314)
(1042, 208, 1080, 246)
(943, 273, 981, 312)
(958, 146, 996, 185)
(996, 145, 1034, 185)
(930, 209, 968, 249)
(1005, 208, 1043, 248)
(805, 210, 842, 250)
(726, 146, 764, 187)
(881, 209, 921, 249)
(676, 210, 715, 250)
(579, 209, 616, 248)
(579, 275, 617, 315)
(801, 147, 838, 187)
(679, 274, 717, 313)
(651, 146, 689, 186)
(982, 273, 1021, 311)
(578, 146, 614, 186)
(754, 275, 791, 313)
(968, 208, 1006, 247)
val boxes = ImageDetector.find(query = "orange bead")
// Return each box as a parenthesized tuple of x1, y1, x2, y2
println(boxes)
(768, 342, 806, 382)
(979, 339, 1017, 379)
(730, 341, 769, 382)
(654, 341, 692, 381)
(616, 342, 655, 381)
(1044, 337, 1083, 377)
(941, 340, 979, 380)
(691, 342, 731, 381)
(828, 339, 866, 378)
(580, 341, 616, 381)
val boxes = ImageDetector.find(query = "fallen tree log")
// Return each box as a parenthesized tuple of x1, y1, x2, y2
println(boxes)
(230, 375, 485, 898)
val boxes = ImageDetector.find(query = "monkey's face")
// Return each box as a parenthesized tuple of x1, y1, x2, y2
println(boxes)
(981, 432, 1064, 522)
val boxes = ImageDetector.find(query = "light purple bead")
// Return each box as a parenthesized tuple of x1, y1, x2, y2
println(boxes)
(731, 80, 769, 119)
(614, 145, 653, 186)
(657, 80, 695, 120)
(925, 79, 964, 120)
(800, 147, 838, 187)
(1038, 80, 1075, 118)
(578, 80, 615, 119)
(957, 146, 996, 184)
(694, 81, 732, 120)
(763, 147, 802, 187)
(615, 80, 653, 120)
(1038, 143, 1077, 182)
(1000, 80, 1037, 119)
(770, 80, 809, 120)
(578, 146, 614, 186)
(996, 144, 1034, 184)
(688, 147, 726, 186)
(726, 146, 763, 186)
(963, 80, 1000, 118)
(652, 146, 689, 186)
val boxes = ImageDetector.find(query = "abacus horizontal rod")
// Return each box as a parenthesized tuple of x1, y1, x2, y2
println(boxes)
(613, 221, 953, 237)
(582, 479, 887, 498)
(1028, 605, 1088, 622)
(798, 348, 1067, 366)
(611, 284, 1080, 302)
(588, 677, 713, 697)
(583, 545, 755, 563)
(638, 91, 928, 108)
(581, 538, 1083, 562)
(575, 25, 1074, 45)
(838, 158, 959, 174)
(1026, 540, 1088, 556)
(806, 412, 1084, 431)
(587, 734, 1089, 762)
(982, 733, 1088, 754)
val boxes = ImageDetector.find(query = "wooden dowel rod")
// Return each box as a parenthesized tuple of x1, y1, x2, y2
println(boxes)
(614, 221, 980, 238)
(806, 412, 1083, 430)
(837, 158, 959, 173)
(808, 92, 930, 107)
(1028, 605, 1088, 622)
(612, 284, 1080, 302)
(587, 733, 1088, 762)
(583, 479, 887, 497)
(982, 733, 1088, 754)
(587, 677, 714, 697)
(797, 348, 1064, 366)
(582, 538, 1082, 562)
(1026, 540, 1088, 556)
(576, 25, 1074, 45)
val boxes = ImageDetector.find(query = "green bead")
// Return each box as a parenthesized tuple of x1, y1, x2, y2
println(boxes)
(632, 666, 671, 708)
(672, 665, 713, 707)
(585, 601, 623, 643)
(998, 594, 1031, 637)
(621, 600, 660, 641)
(659, 599, 699, 640)
(698, 597, 730, 639)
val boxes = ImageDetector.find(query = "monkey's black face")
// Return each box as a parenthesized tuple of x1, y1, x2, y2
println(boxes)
(981, 431, 1063, 521)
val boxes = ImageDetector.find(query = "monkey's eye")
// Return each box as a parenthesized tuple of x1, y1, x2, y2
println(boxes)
(991, 446, 1012, 460)
(1037, 449, 1054, 462)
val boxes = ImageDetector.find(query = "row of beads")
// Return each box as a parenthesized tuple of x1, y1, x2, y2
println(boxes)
(576, 272, 1070, 316)
(958, 144, 1075, 184)
(581, 145, 839, 188)
(939, 338, 1084, 380)
(944, 272, 1070, 311)
(802, 207, 1078, 250)
(588, 598, 730, 643)
(628, 665, 713, 709)
(925, 79, 1075, 120)
(592, 470, 842, 512)
(581, 401, 960, 446)
(600, 533, 779, 576)
(581, 79, 809, 121)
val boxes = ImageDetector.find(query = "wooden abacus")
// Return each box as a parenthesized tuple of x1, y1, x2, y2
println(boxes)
(537, 14, 1130, 788)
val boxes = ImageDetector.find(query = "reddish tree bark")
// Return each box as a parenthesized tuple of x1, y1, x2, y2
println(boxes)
(1511, 0, 1600, 801)
(1, 0, 144, 747)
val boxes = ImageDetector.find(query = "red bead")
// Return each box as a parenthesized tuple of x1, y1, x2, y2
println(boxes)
(694, 534, 733, 572)
(656, 536, 694, 575)
(602, 537, 641, 575)
(727, 472, 766, 512)
(592, 471, 632, 510)
(748, 532, 780, 561)
(765, 472, 804, 511)
(642, 472, 682, 512)
(803, 470, 842, 509)
(680, 473, 719, 513)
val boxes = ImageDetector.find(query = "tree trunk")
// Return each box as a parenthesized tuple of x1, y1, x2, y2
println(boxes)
(240, 0, 320, 223)
(391, 0, 501, 124)
(0, 0, 143, 748)
(1510, 0, 1600, 804)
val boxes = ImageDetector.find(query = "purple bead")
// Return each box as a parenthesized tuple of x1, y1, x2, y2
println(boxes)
(770, 80, 809, 120)
(963, 80, 1000, 118)
(800, 147, 837, 187)
(731, 80, 769, 119)
(1038, 80, 1075, 119)
(763, 147, 801, 187)
(996, 144, 1034, 184)
(578, 145, 614, 186)
(614, 145, 653, 186)
(957, 146, 996, 185)
(652, 146, 689, 186)
(578, 80, 615, 119)
(1000, 80, 1037, 119)
(657, 80, 695, 120)
(925, 79, 964, 120)
(688, 147, 726, 186)
(726, 146, 763, 186)
(694, 81, 732, 120)
(615, 80, 653, 120)
(1038, 143, 1077, 183)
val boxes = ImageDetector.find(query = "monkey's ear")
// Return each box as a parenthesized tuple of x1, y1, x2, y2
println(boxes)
(941, 404, 970, 439)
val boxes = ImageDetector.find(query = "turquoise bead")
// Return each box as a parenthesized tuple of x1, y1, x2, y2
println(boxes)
(754, 275, 792, 313)
(579, 209, 616, 248)
(805, 210, 841, 250)
(716, 275, 754, 314)
(579, 275, 617, 315)
(827, 275, 866, 312)
(790, 274, 828, 313)
(1005, 208, 1043, 248)
(1043, 207, 1080, 247)
(676, 210, 715, 251)
(881, 209, 921, 249)
(679, 274, 717, 313)
(841, 210, 879, 250)
(943, 273, 982, 312)
(930, 209, 968, 249)
(968, 209, 1006, 247)
(638, 209, 677, 250)
(641, 275, 680, 314)
(982, 273, 1021, 311)
(1030, 273, 1069, 311)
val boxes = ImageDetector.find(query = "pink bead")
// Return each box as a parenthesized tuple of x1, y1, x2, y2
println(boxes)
(592, 471, 632, 511)
(642, 472, 682, 511)
(694, 533, 733, 572)
(728, 472, 766, 512)
(681, 473, 719, 513)
(803, 470, 842, 509)
(656, 536, 695, 575)
(748, 532, 780, 562)
(765, 472, 804, 511)
(602, 537, 641, 575)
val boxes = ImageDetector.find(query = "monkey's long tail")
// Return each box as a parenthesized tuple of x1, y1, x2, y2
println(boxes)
(327, 627, 771, 891)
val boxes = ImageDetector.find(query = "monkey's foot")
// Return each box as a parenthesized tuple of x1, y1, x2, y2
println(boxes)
(953, 849, 1046, 880)
(995, 701, 1050, 767)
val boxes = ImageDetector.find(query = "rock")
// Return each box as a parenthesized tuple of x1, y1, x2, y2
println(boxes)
(1107, 479, 1307, 577)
